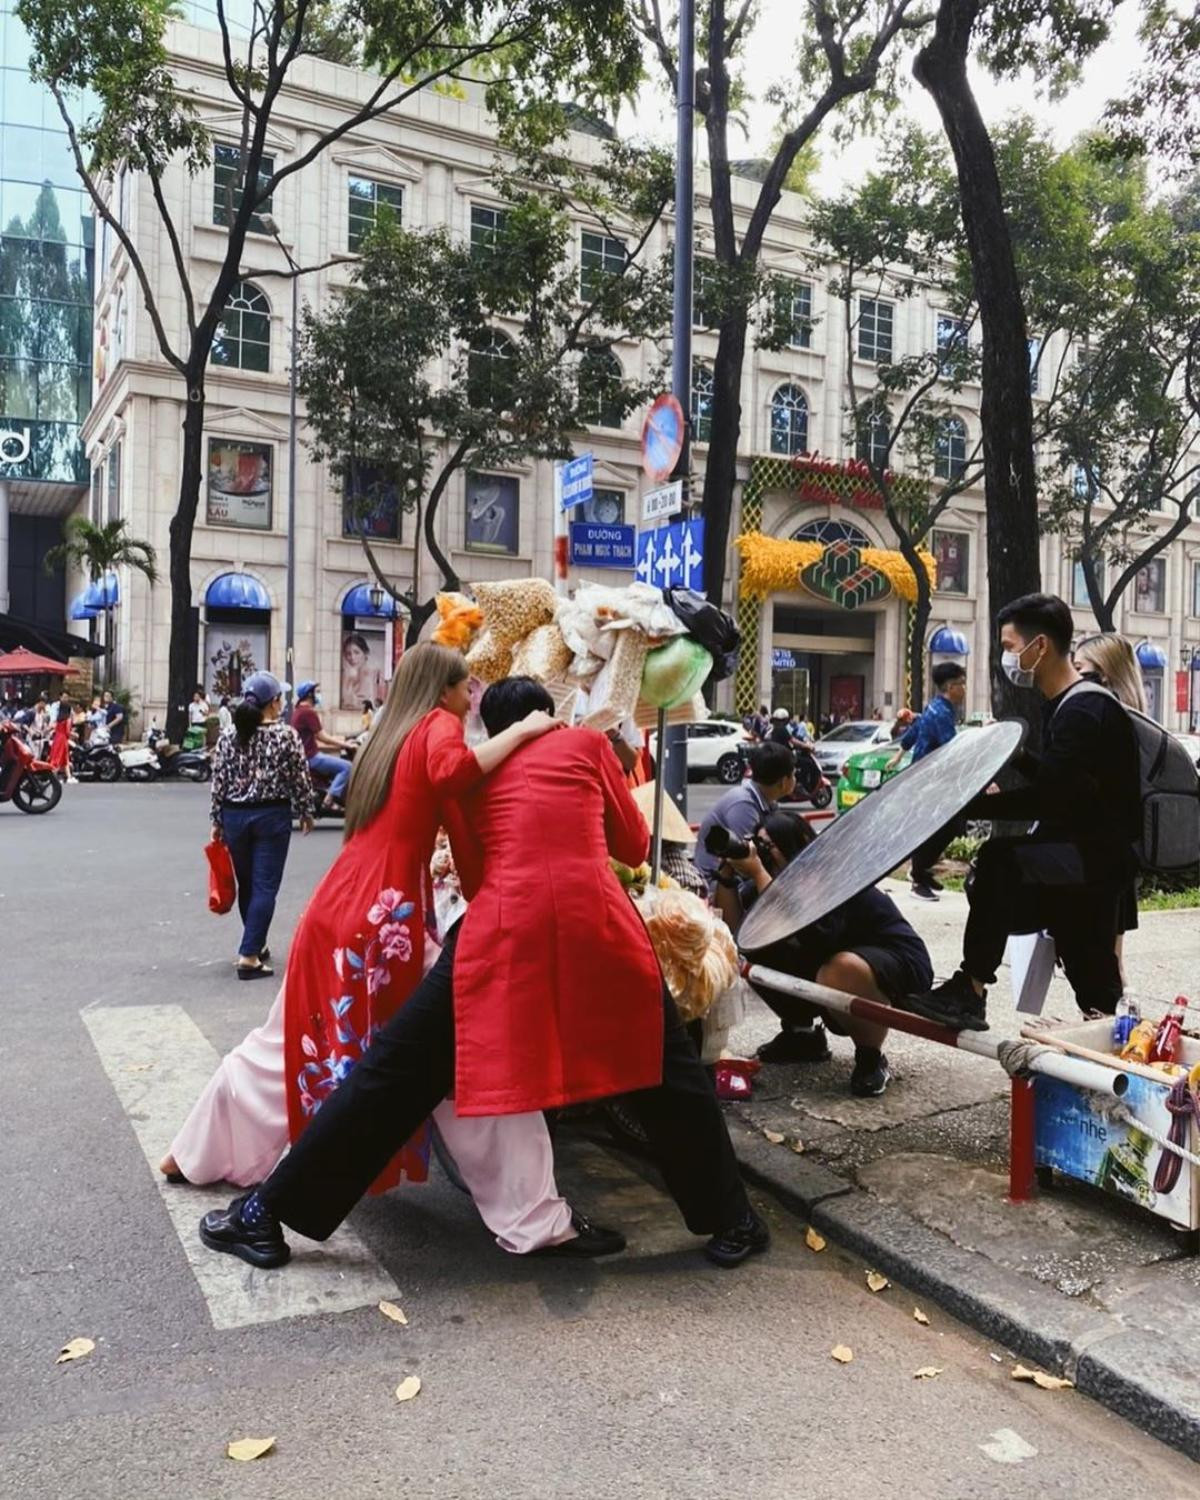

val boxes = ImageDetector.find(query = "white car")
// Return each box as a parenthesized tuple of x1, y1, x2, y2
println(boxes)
(648, 720, 750, 784)
(811, 720, 896, 779)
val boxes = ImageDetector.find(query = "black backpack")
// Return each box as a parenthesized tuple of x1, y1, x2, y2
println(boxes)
(1056, 681, 1200, 874)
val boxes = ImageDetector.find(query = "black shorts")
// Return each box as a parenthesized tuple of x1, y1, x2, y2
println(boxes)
(841, 943, 932, 1004)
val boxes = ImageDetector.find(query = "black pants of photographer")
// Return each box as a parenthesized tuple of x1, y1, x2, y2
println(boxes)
(258, 924, 751, 1242)
(962, 837, 1123, 1014)
(910, 812, 967, 887)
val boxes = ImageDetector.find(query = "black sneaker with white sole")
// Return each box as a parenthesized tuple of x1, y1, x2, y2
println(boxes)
(199, 1193, 291, 1269)
(910, 882, 940, 902)
(757, 1024, 832, 1065)
(849, 1048, 891, 1097)
(704, 1209, 771, 1269)
(898, 970, 989, 1032)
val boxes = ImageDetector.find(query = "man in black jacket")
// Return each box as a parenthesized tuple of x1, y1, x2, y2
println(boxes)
(900, 593, 1139, 1033)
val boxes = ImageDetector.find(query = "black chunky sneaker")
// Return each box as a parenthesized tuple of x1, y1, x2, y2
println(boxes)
(756, 1024, 832, 1065)
(704, 1209, 771, 1269)
(199, 1193, 291, 1269)
(849, 1048, 891, 1098)
(899, 970, 989, 1032)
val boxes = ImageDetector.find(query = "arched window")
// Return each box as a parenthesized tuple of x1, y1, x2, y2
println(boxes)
(934, 416, 968, 481)
(210, 281, 270, 372)
(792, 518, 870, 547)
(855, 412, 890, 468)
(770, 383, 809, 456)
(578, 348, 623, 428)
(467, 329, 516, 410)
(691, 359, 714, 443)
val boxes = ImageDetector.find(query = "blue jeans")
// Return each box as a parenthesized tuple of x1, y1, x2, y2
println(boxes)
(221, 803, 293, 958)
(307, 751, 351, 802)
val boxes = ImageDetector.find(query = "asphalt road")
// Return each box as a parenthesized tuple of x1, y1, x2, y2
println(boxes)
(2, 784, 1196, 1499)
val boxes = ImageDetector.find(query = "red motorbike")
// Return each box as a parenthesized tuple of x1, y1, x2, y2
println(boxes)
(0, 722, 62, 814)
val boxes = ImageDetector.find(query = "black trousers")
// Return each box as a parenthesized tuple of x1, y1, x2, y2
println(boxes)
(261, 925, 750, 1241)
(910, 812, 967, 884)
(962, 837, 1123, 1014)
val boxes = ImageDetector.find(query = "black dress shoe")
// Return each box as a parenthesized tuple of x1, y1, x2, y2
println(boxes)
(532, 1210, 626, 1258)
(199, 1194, 291, 1269)
(704, 1209, 771, 1269)
(236, 961, 275, 981)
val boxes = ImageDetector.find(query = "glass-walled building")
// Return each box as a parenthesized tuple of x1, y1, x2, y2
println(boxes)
(0, 0, 93, 641)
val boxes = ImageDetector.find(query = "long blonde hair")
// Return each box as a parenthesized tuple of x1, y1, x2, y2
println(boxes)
(1074, 633, 1147, 713)
(343, 643, 469, 839)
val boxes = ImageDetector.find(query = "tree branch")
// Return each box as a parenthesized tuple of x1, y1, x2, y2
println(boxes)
(147, 164, 197, 339)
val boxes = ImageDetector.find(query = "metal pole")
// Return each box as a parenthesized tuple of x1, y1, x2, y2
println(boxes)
(285, 271, 298, 690)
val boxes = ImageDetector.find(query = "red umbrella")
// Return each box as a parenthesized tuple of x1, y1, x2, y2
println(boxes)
(0, 647, 80, 676)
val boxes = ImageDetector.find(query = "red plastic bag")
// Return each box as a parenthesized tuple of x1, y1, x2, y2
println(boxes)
(205, 838, 236, 915)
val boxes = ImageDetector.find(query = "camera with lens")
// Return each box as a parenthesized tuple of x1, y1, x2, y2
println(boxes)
(703, 824, 753, 862)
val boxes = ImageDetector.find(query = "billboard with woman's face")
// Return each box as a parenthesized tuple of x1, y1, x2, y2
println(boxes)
(340, 624, 387, 710)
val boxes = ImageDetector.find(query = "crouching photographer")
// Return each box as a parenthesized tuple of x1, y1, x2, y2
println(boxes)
(709, 810, 933, 1099)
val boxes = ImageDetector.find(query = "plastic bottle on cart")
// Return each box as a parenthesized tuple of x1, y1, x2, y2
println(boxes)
(1150, 995, 1189, 1066)
(1112, 996, 1132, 1049)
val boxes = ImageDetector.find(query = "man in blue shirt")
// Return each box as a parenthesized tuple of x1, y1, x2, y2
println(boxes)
(888, 661, 967, 901)
(693, 742, 796, 891)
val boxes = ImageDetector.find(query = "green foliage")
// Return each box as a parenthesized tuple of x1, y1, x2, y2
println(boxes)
(43, 517, 159, 585)
(1102, 1, 1200, 172)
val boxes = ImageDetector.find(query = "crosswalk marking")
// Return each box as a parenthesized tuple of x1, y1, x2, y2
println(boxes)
(82, 1003, 399, 1331)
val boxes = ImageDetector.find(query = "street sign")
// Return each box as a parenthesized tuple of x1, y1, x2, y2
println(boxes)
(559, 452, 594, 511)
(641, 394, 685, 482)
(569, 522, 635, 570)
(635, 518, 705, 591)
(642, 479, 683, 524)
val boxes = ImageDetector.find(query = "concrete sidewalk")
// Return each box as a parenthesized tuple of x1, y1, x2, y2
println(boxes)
(724, 883, 1200, 1458)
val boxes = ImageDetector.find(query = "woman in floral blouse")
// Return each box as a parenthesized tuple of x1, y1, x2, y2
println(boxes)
(209, 671, 315, 979)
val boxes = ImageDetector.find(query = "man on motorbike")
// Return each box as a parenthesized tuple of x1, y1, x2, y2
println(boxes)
(292, 680, 353, 808)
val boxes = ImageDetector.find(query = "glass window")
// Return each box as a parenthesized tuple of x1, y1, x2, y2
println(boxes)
(855, 412, 889, 468)
(793, 518, 870, 547)
(212, 144, 274, 234)
(0, 357, 36, 416)
(935, 313, 968, 367)
(470, 203, 507, 256)
(210, 280, 270, 371)
(1072, 463, 1095, 496)
(342, 463, 401, 539)
(694, 257, 719, 329)
(770, 383, 809, 456)
(467, 328, 516, 409)
(580, 230, 626, 301)
(2, 67, 47, 128)
(36, 361, 80, 420)
(779, 279, 813, 350)
(90, 465, 102, 525)
(1134, 557, 1166, 614)
(106, 440, 121, 522)
(858, 297, 893, 362)
(577, 347, 623, 428)
(1028, 336, 1041, 395)
(932, 529, 970, 595)
(691, 359, 714, 444)
(1193, 561, 1200, 619)
(465, 471, 519, 554)
(1072, 558, 1103, 608)
(347, 176, 403, 251)
(934, 416, 968, 481)
(206, 438, 272, 529)
(579, 487, 625, 525)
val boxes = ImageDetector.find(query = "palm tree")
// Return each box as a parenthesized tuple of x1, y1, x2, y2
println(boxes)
(44, 518, 159, 686)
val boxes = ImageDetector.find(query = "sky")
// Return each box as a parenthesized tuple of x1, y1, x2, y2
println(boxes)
(621, 2, 1147, 195)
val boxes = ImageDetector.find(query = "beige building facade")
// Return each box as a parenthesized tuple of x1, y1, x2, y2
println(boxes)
(77, 19, 1200, 733)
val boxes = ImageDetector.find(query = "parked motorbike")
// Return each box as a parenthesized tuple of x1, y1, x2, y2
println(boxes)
(0, 723, 62, 813)
(69, 737, 123, 783)
(792, 744, 833, 810)
(146, 727, 212, 782)
(118, 741, 160, 782)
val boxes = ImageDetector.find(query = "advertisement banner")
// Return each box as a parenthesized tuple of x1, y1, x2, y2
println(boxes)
(341, 622, 389, 711)
(207, 440, 272, 530)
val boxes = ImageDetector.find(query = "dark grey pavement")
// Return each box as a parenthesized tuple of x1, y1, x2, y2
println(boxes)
(2, 785, 1197, 1497)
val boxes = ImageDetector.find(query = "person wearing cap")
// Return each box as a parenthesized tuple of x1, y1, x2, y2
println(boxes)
(209, 671, 315, 978)
(292, 679, 354, 808)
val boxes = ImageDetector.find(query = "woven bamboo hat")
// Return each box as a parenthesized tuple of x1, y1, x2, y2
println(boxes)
(631, 781, 696, 845)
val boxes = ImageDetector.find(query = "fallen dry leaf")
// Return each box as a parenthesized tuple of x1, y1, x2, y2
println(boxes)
(394, 1376, 422, 1403)
(763, 1129, 785, 1144)
(805, 1227, 827, 1253)
(913, 1367, 943, 1380)
(378, 1300, 408, 1327)
(1011, 1365, 1073, 1391)
(865, 1271, 890, 1294)
(227, 1437, 276, 1462)
(55, 1338, 94, 1364)
(830, 1345, 854, 1364)
(913, 1307, 930, 1326)
(789, 1140, 806, 1155)
(124, 1062, 154, 1073)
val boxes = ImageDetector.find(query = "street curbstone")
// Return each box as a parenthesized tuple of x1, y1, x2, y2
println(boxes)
(1075, 1330, 1200, 1462)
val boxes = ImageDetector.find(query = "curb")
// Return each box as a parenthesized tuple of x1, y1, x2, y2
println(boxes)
(729, 1119, 1200, 1462)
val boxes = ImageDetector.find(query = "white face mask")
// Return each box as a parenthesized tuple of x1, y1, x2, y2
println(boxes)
(1001, 636, 1044, 689)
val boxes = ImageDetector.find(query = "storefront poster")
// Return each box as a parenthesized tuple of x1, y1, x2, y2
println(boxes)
(341, 623, 388, 710)
(207, 440, 272, 530)
(829, 674, 864, 721)
(932, 530, 969, 595)
(205, 626, 269, 700)
(465, 473, 519, 554)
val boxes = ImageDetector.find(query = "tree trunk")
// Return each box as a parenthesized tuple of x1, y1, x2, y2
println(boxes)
(908, 580, 933, 714)
(700, 311, 749, 606)
(1083, 554, 1116, 631)
(915, 1, 1041, 721)
(166, 385, 206, 742)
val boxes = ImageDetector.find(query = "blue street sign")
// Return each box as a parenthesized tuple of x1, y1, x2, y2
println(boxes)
(560, 453, 594, 511)
(635, 518, 706, 591)
(570, 522, 636, 569)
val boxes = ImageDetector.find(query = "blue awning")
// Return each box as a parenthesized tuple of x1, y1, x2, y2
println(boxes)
(341, 582, 398, 618)
(82, 572, 119, 610)
(70, 592, 100, 621)
(1136, 641, 1167, 670)
(205, 572, 271, 611)
(929, 626, 969, 656)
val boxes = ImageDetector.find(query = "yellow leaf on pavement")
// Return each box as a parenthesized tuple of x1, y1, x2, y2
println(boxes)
(227, 1437, 275, 1462)
(55, 1338, 94, 1364)
(805, 1227, 826, 1253)
(865, 1271, 890, 1293)
(913, 1307, 930, 1326)
(378, 1301, 408, 1326)
(763, 1129, 785, 1144)
(913, 1367, 943, 1380)
(830, 1345, 853, 1364)
(395, 1376, 422, 1403)
(789, 1140, 806, 1154)
(1011, 1364, 1073, 1391)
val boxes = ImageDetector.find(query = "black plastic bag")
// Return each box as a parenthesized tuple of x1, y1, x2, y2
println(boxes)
(662, 588, 740, 681)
